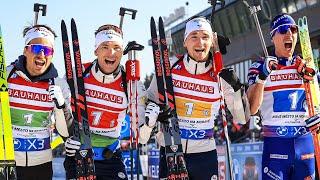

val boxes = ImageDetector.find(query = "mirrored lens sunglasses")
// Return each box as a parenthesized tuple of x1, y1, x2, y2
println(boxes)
(26, 44, 54, 56)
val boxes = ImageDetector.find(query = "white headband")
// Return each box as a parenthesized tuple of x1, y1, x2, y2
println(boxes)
(24, 27, 55, 46)
(95, 29, 123, 50)
(184, 17, 213, 42)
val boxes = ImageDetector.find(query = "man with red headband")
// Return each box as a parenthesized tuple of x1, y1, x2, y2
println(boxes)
(7, 25, 71, 179)
(247, 14, 316, 179)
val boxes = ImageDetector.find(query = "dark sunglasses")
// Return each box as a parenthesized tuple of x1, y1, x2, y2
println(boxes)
(25, 44, 54, 56)
(271, 25, 298, 36)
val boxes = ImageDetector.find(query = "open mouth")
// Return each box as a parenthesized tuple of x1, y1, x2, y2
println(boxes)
(104, 59, 116, 65)
(284, 41, 293, 50)
(194, 48, 205, 53)
(35, 59, 46, 67)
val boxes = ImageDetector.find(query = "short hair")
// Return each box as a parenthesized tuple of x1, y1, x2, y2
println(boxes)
(23, 24, 57, 38)
(94, 24, 123, 37)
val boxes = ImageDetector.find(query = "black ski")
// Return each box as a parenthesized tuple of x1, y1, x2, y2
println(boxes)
(150, 16, 189, 180)
(61, 19, 95, 180)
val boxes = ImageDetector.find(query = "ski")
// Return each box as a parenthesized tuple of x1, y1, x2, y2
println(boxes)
(298, 16, 320, 176)
(70, 18, 96, 180)
(61, 19, 95, 180)
(298, 16, 320, 113)
(50, 133, 64, 150)
(150, 16, 188, 180)
(0, 26, 17, 180)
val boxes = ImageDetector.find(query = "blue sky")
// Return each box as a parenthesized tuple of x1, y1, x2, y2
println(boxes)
(0, 0, 209, 78)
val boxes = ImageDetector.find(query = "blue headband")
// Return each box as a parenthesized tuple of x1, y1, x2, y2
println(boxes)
(270, 14, 296, 37)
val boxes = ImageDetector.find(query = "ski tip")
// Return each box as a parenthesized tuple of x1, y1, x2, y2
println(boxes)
(298, 16, 308, 27)
(159, 16, 163, 24)
(71, 18, 75, 25)
(303, 16, 307, 24)
(150, 17, 156, 29)
(298, 18, 302, 27)
(61, 20, 66, 27)
(71, 18, 77, 31)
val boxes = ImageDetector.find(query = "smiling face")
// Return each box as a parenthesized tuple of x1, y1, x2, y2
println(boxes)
(23, 38, 53, 76)
(272, 27, 298, 58)
(184, 30, 212, 62)
(95, 41, 123, 74)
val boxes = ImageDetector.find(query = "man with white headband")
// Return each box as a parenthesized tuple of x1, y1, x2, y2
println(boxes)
(6, 24, 71, 179)
(63, 24, 147, 180)
(139, 16, 249, 179)
(247, 13, 316, 179)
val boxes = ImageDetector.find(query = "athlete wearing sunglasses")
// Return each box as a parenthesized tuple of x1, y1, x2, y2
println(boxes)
(270, 24, 298, 37)
(271, 23, 298, 58)
(25, 44, 54, 57)
(24, 39, 54, 76)
(247, 13, 316, 179)
(6, 24, 72, 180)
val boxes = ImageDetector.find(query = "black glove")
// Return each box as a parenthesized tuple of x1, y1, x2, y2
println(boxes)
(157, 104, 174, 124)
(219, 68, 243, 91)
(63, 156, 77, 179)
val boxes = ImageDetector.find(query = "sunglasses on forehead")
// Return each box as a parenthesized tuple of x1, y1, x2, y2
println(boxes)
(270, 24, 298, 36)
(25, 44, 54, 56)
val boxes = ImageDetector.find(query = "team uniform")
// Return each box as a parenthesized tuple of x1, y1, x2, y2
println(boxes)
(64, 60, 146, 180)
(141, 54, 247, 179)
(8, 55, 71, 180)
(247, 55, 315, 179)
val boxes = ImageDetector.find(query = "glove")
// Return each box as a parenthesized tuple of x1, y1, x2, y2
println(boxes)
(305, 113, 320, 132)
(295, 56, 315, 82)
(158, 106, 173, 123)
(145, 102, 160, 127)
(259, 56, 278, 80)
(64, 137, 81, 157)
(49, 85, 65, 109)
(249, 115, 261, 131)
(219, 68, 242, 92)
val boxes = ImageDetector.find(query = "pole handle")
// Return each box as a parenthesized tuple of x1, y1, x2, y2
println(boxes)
(119, 7, 137, 29)
(33, 3, 47, 25)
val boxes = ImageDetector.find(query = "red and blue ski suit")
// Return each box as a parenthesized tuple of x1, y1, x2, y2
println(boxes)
(247, 55, 315, 179)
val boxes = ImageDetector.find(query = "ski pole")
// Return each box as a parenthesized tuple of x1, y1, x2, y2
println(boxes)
(243, 1, 280, 73)
(33, 3, 47, 26)
(207, 1, 234, 179)
(242, 0, 268, 57)
(119, 7, 137, 30)
(208, 0, 230, 55)
(213, 51, 235, 180)
(118, 8, 139, 179)
(124, 41, 144, 180)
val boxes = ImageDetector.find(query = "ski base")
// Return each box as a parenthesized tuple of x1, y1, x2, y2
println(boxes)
(0, 161, 16, 180)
